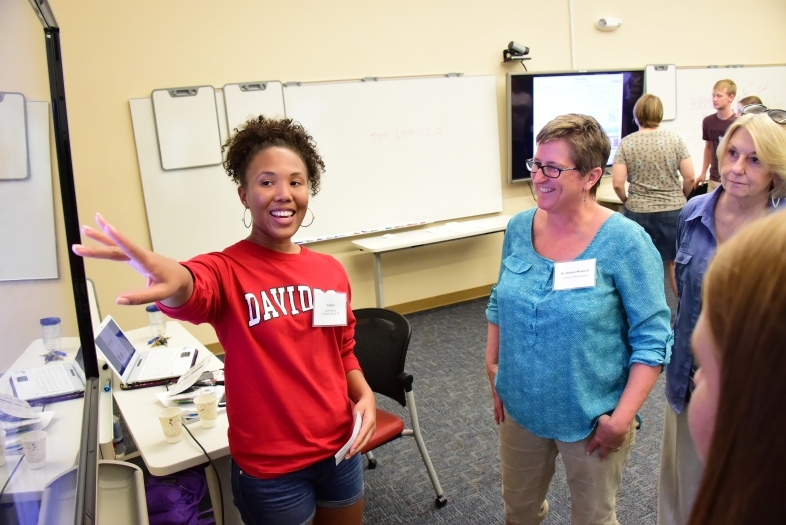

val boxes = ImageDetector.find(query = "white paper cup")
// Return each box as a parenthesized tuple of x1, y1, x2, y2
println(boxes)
(158, 407, 183, 443)
(194, 393, 218, 428)
(0, 429, 6, 467)
(20, 430, 47, 469)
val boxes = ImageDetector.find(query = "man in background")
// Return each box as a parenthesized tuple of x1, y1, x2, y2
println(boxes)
(737, 94, 763, 116)
(696, 79, 737, 191)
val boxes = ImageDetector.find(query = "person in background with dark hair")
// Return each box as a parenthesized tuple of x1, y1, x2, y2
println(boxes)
(486, 113, 672, 525)
(686, 212, 786, 524)
(73, 116, 376, 525)
(736, 94, 763, 116)
(658, 110, 786, 525)
(612, 93, 695, 297)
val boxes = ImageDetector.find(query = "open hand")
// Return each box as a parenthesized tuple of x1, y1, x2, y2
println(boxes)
(72, 213, 192, 306)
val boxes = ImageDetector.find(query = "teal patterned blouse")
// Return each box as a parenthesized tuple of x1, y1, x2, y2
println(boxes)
(487, 208, 672, 442)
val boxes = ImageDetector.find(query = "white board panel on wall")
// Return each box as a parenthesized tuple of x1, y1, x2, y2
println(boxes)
(0, 92, 29, 180)
(223, 81, 286, 134)
(0, 101, 58, 281)
(660, 65, 786, 176)
(645, 65, 676, 121)
(283, 75, 503, 243)
(152, 86, 223, 170)
(132, 93, 248, 262)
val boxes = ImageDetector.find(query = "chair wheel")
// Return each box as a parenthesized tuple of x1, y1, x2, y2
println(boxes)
(435, 495, 448, 508)
(367, 458, 377, 469)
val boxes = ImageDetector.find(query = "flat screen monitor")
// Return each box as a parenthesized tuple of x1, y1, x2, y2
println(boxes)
(507, 69, 645, 182)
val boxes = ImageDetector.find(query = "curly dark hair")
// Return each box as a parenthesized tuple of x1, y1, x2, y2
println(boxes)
(222, 116, 324, 196)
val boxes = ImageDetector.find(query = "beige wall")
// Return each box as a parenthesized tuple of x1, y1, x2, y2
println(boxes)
(0, 0, 77, 372)
(3, 0, 785, 367)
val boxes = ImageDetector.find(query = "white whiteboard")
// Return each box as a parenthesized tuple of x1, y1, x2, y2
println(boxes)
(0, 92, 29, 180)
(660, 65, 786, 175)
(132, 93, 249, 262)
(223, 81, 286, 135)
(131, 75, 504, 259)
(284, 75, 503, 243)
(0, 101, 58, 281)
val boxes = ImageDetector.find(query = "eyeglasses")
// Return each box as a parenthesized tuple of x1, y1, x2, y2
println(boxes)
(741, 104, 786, 125)
(526, 158, 580, 179)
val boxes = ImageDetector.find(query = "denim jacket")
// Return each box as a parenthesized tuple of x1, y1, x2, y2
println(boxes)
(667, 187, 782, 413)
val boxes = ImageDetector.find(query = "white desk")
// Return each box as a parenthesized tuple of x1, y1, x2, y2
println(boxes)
(352, 215, 511, 307)
(0, 337, 89, 504)
(112, 321, 239, 524)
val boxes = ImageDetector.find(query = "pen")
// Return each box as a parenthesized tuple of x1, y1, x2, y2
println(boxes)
(103, 379, 111, 392)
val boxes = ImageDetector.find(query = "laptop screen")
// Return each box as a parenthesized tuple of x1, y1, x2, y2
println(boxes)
(95, 318, 136, 377)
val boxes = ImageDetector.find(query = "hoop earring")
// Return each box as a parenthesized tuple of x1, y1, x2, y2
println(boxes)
(773, 196, 781, 208)
(301, 208, 315, 228)
(242, 208, 251, 229)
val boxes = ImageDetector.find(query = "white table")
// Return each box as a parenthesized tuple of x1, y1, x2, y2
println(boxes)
(352, 215, 511, 307)
(112, 321, 239, 525)
(0, 337, 89, 504)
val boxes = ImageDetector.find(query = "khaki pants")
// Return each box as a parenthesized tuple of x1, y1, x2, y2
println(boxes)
(707, 179, 721, 192)
(657, 403, 704, 525)
(499, 410, 636, 525)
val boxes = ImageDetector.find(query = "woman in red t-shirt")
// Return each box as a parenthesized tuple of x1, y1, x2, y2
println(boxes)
(74, 117, 376, 525)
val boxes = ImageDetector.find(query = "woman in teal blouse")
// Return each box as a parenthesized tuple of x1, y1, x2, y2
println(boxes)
(485, 114, 672, 525)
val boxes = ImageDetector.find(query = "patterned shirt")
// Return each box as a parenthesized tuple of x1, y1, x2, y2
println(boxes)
(614, 129, 690, 213)
(486, 209, 673, 442)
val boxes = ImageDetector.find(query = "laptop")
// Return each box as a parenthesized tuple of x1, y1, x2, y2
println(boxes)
(95, 315, 198, 387)
(9, 347, 87, 406)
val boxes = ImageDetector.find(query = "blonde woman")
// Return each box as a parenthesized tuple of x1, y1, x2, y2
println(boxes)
(659, 108, 786, 525)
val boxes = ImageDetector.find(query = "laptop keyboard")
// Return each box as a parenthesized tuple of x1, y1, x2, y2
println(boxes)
(32, 366, 73, 395)
(138, 351, 176, 380)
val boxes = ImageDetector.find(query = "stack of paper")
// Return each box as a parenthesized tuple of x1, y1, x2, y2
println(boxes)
(0, 394, 55, 454)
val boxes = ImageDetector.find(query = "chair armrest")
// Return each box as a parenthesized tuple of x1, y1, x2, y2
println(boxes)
(398, 372, 414, 393)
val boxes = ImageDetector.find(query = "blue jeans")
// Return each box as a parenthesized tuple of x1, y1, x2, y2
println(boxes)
(623, 208, 681, 261)
(231, 453, 364, 525)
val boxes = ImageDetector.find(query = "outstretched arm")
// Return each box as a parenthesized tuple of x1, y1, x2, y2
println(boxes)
(72, 213, 194, 308)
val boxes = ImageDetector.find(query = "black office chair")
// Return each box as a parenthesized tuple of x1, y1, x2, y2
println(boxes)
(353, 308, 447, 508)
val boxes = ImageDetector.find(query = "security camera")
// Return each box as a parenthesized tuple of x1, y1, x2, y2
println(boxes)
(595, 18, 622, 31)
(508, 42, 529, 56)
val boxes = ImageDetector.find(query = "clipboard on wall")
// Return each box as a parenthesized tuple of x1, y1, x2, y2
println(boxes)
(645, 65, 677, 121)
(152, 86, 223, 170)
(0, 92, 30, 180)
(223, 81, 286, 135)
